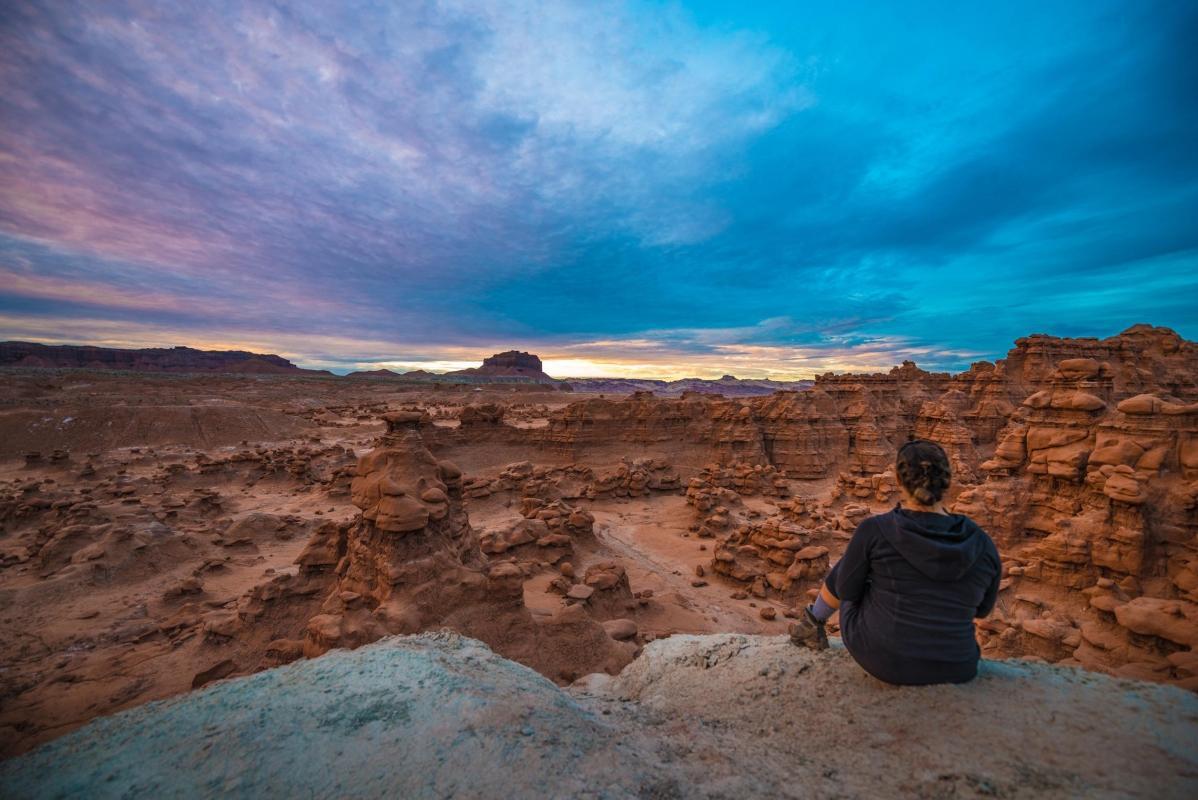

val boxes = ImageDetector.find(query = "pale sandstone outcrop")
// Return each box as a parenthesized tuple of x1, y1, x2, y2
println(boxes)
(10, 633, 1193, 799)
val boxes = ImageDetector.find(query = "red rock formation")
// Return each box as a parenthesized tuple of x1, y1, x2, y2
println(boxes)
(997, 325, 1197, 397)
(478, 497, 592, 562)
(710, 518, 832, 601)
(687, 462, 789, 499)
(538, 327, 1195, 485)
(535, 325, 1198, 686)
(543, 392, 730, 459)
(539, 361, 955, 478)
(460, 459, 681, 502)
(951, 334, 1198, 686)
(291, 414, 634, 681)
(584, 459, 683, 498)
(458, 402, 506, 428)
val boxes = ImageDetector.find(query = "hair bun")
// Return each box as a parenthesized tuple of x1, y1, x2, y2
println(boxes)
(896, 439, 951, 505)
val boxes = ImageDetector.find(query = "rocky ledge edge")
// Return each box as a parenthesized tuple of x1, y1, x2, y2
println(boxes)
(2, 632, 1196, 799)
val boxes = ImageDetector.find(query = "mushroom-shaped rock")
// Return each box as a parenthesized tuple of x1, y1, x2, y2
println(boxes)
(1056, 358, 1102, 380)
(1023, 390, 1052, 409)
(584, 563, 626, 590)
(566, 584, 595, 601)
(487, 561, 524, 581)
(1116, 394, 1162, 415)
(1051, 391, 1106, 412)
(375, 494, 430, 533)
(1114, 597, 1198, 647)
(420, 487, 448, 503)
(793, 546, 830, 562)
(1089, 438, 1145, 469)
(602, 618, 638, 641)
(383, 411, 425, 433)
(1103, 472, 1147, 505)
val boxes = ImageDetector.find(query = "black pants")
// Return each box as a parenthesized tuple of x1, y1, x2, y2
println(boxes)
(825, 561, 978, 686)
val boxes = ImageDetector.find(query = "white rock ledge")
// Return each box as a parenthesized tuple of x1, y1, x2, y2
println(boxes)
(2, 632, 1196, 799)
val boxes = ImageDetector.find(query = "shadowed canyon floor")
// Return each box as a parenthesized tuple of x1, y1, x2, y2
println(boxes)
(1, 324, 1197, 795)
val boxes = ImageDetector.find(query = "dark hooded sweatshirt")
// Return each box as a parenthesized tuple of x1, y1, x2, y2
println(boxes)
(828, 506, 1001, 686)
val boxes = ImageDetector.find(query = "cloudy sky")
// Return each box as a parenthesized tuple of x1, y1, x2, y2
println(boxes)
(2, 1, 1196, 377)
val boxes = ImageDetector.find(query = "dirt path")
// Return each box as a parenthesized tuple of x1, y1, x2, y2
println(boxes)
(590, 495, 793, 635)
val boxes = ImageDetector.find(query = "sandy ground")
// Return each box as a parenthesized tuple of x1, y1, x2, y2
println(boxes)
(591, 496, 791, 634)
(2, 632, 1194, 799)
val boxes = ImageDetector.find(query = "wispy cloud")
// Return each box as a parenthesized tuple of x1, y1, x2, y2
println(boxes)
(0, 1, 1195, 376)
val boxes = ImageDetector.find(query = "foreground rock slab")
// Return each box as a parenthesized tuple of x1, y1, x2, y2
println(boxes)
(3, 633, 1196, 800)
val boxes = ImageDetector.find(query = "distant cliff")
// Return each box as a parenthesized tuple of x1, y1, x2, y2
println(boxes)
(346, 354, 815, 392)
(566, 374, 815, 396)
(0, 341, 332, 375)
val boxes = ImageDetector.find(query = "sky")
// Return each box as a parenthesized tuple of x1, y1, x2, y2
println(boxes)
(1, 1, 1196, 378)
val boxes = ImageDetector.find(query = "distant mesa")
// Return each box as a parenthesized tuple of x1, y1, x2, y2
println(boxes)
(0, 341, 332, 376)
(443, 350, 557, 384)
(345, 368, 404, 379)
(345, 368, 440, 380)
(346, 352, 558, 384)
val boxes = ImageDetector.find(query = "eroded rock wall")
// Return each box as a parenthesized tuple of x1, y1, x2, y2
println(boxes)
(537, 325, 1198, 686)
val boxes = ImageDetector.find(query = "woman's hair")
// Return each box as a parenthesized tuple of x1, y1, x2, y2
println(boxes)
(896, 439, 951, 505)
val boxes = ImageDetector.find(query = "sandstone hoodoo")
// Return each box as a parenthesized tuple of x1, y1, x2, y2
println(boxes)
(293, 413, 634, 679)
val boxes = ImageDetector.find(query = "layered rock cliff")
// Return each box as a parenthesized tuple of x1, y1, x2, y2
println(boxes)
(538, 326, 1196, 478)
(533, 325, 1198, 686)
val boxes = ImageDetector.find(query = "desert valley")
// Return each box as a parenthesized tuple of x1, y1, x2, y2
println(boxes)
(1, 323, 1196, 788)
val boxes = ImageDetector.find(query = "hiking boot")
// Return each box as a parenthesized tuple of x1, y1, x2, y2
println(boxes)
(788, 607, 829, 650)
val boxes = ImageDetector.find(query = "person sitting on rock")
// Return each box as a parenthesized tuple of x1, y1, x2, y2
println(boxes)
(788, 439, 1001, 685)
